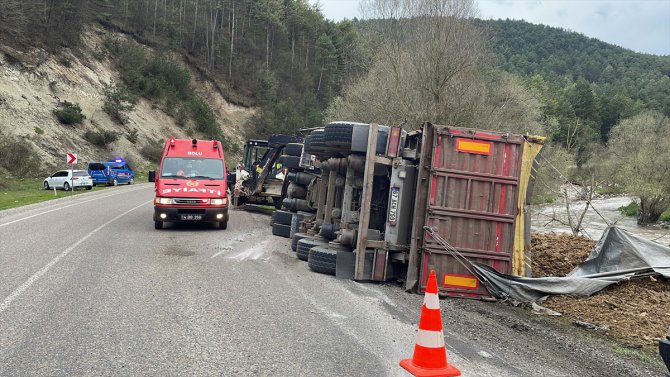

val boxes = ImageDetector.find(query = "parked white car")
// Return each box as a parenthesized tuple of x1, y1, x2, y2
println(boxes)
(43, 170, 93, 191)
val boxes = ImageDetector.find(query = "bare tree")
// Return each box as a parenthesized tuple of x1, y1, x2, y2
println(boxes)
(327, 0, 542, 136)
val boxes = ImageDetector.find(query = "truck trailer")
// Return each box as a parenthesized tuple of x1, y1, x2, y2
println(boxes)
(290, 122, 544, 298)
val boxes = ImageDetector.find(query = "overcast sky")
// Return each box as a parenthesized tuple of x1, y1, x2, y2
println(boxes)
(311, 0, 670, 56)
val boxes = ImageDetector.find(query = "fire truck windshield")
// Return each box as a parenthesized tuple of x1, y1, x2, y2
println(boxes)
(161, 157, 224, 179)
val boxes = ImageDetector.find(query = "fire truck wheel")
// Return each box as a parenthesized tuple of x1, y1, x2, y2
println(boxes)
(282, 155, 301, 169)
(296, 237, 328, 261)
(154, 221, 163, 229)
(284, 143, 303, 157)
(308, 246, 337, 275)
(273, 210, 293, 225)
(291, 232, 310, 252)
(272, 223, 291, 238)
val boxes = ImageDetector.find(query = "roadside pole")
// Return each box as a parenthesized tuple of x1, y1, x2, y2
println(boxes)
(67, 153, 77, 194)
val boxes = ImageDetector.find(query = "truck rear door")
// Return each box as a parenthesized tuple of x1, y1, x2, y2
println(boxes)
(415, 124, 526, 299)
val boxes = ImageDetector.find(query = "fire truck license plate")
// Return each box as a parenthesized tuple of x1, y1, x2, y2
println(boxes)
(180, 214, 202, 220)
(388, 187, 399, 225)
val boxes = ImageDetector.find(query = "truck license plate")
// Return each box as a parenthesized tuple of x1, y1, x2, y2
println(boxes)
(388, 187, 400, 226)
(180, 214, 203, 221)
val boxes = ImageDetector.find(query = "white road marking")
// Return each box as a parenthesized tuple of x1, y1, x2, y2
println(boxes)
(0, 200, 150, 315)
(0, 186, 148, 228)
(223, 238, 273, 261)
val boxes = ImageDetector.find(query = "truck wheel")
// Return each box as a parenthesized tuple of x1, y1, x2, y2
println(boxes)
(154, 221, 163, 229)
(291, 232, 310, 252)
(324, 122, 356, 149)
(308, 245, 338, 275)
(282, 155, 301, 169)
(284, 143, 303, 157)
(272, 223, 291, 238)
(304, 129, 327, 156)
(272, 210, 293, 225)
(86, 186, 92, 190)
(218, 221, 228, 230)
(296, 237, 328, 261)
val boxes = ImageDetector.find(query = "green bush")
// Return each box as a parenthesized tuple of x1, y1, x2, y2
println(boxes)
(188, 97, 220, 138)
(660, 209, 670, 222)
(140, 139, 163, 163)
(126, 128, 139, 144)
(54, 101, 85, 125)
(0, 138, 41, 177)
(84, 129, 119, 147)
(58, 56, 72, 67)
(103, 82, 137, 124)
(618, 201, 638, 217)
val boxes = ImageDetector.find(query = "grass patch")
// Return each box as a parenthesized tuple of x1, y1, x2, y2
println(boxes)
(0, 178, 108, 211)
(595, 185, 623, 196)
(611, 345, 660, 365)
(618, 201, 638, 217)
(531, 193, 556, 205)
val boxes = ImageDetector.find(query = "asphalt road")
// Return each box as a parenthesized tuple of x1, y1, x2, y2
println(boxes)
(0, 184, 664, 376)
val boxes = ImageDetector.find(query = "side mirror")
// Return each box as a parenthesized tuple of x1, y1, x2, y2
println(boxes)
(148, 170, 156, 182)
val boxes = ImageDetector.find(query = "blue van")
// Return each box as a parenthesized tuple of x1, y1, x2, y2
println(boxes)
(88, 160, 135, 186)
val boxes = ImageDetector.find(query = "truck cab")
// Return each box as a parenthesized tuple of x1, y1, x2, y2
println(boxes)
(150, 138, 229, 230)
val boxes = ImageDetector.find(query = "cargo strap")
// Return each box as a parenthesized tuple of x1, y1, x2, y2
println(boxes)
(423, 226, 507, 300)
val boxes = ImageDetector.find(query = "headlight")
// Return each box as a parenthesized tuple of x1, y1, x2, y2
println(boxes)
(154, 197, 173, 205)
(211, 198, 228, 205)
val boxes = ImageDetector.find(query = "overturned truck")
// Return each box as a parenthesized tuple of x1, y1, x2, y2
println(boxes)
(283, 121, 544, 298)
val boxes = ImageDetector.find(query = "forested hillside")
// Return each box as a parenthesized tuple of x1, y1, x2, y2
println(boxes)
(481, 19, 670, 158)
(0, 0, 361, 138)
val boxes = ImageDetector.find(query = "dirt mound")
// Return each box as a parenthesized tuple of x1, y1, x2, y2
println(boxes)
(531, 233, 670, 350)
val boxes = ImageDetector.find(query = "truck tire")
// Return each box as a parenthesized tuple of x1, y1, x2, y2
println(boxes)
(304, 129, 326, 155)
(284, 143, 303, 157)
(282, 155, 301, 169)
(272, 223, 291, 238)
(296, 237, 328, 261)
(308, 246, 337, 275)
(287, 182, 307, 199)
(273, 210, 293, 225)
(291, 232, 310, 252)
(218, 221, 228, 230)
(324, 122, 356, 148)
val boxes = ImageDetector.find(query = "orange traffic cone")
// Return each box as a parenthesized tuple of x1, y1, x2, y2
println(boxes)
(400, 270, 461, 377)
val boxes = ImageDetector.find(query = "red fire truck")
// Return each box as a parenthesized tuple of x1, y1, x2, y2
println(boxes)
(149, 138, 229, 230)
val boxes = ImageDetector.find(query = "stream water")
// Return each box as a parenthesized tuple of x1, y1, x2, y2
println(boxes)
(531, 195, 670, 246)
